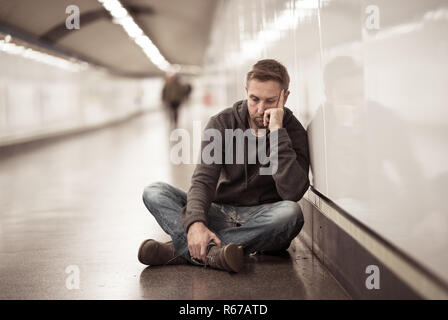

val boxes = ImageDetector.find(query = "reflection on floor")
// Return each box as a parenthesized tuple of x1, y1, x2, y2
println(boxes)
(0, 105, 349, 299)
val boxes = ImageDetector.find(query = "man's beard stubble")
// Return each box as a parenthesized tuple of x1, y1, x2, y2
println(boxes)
(252, 116, 267, 129)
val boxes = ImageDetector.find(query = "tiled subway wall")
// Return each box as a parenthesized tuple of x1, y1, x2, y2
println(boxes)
(0, 48, 163, 146)
(200, 0, 448, 285)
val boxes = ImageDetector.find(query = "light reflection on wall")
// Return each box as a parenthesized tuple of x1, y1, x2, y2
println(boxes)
(200, 0, 448, 283)
(0, 34, 87, 72)
(230, 0, 329, 66)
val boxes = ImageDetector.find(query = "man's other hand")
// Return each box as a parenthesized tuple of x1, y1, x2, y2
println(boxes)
(187, 221, 222, 263)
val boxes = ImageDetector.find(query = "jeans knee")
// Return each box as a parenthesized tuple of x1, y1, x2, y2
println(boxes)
(276, 201, 304, 229)
(142, 181, 170, 205)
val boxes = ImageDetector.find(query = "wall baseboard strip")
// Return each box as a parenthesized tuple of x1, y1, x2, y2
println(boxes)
(299, 187, 448, 299)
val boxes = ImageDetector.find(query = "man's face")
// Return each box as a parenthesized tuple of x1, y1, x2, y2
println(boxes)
(245, 79, 289, 129)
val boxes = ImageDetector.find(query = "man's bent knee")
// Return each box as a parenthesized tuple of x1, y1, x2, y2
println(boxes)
(142, 181, 171, 204)
(275, 201, 304, 228)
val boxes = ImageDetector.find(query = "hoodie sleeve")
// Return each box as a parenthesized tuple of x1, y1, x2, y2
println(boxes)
(270, 116, 310, 202)
(179, 116, 223, 232)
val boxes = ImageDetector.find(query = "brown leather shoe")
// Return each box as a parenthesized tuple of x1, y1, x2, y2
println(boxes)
(206, 243, 244, 272)
(138, 239, 188, 266)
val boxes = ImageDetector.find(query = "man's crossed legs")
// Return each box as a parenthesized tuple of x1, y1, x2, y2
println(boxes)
(139, 182, 304, 272)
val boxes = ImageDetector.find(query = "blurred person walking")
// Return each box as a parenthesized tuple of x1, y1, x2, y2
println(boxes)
(162, 73, 190, 126)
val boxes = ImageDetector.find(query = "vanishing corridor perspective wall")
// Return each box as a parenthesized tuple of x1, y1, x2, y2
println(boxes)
(0, 50, 163, 146)
(200, 0, 448, 282)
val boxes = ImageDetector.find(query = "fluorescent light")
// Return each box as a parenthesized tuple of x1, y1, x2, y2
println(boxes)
(135, 35, 150, 47)
(110, 7, 127, 19)
(97, 0, 172, 72)
(118, 16, 143, 38)
(0, 38, 87, 72)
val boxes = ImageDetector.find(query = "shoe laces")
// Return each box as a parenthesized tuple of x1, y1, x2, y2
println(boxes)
(163, 243, 182, 266)
(205, 242, 218, 267)
(207, 255, 216, 267)
(164, 254, 181, 265)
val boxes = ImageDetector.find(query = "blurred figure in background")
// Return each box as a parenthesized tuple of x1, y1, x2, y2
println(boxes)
(161, 73, 191, 126)
(184, 83, 193, 101)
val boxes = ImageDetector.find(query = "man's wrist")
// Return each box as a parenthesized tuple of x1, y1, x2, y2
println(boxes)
(188, 221, 206, 232)
(191, 221, 205, 227)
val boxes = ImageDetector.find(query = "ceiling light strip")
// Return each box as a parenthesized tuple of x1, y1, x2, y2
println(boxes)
(98, 0, 171, 71)
(0, 35, 87, 72)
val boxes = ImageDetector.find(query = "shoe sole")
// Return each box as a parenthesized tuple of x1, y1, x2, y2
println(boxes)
(223, 244, 244, 272)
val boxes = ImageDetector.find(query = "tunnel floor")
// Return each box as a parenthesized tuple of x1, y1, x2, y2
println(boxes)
(0, 105, 350, 299)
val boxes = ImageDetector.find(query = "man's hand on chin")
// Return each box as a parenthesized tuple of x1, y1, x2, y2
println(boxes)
(187, 221, 222, 263)
(263, 89, 285, 131)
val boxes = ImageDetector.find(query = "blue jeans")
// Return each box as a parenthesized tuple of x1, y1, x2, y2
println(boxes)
(142, 182, 304, 265)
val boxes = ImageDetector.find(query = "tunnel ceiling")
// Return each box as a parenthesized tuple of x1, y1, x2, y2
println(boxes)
(0, 0, 217, 77)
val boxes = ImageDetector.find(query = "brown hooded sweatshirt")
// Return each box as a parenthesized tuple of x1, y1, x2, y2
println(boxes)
(179, 99, 310, 232)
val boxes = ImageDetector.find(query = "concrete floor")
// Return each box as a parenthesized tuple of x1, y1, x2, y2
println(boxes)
(0, 105, 350, 299)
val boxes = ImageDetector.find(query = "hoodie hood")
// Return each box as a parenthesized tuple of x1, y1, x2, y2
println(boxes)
(232, 99, 250, 129)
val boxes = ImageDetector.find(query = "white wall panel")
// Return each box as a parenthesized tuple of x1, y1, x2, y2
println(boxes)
(7, 80, 40, 129)
(201, 0, 448, 282)
(0, 51, 163, 145)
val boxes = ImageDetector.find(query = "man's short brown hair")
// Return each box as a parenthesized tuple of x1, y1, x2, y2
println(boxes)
(246, 59, 290, 90)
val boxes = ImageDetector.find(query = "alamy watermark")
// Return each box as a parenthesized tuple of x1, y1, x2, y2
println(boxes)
(365, 264, 380, 290)
(169, 121, 279, 175)
(65, 265, 80, 290)
(365, 5, 380, 30)
(66, 5, 80, 30)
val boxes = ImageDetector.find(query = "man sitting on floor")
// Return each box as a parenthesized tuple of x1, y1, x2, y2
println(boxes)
(139, 59, 310, 272)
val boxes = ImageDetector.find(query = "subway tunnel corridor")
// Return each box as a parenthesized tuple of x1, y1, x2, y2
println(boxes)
(0, 105, 349, 299)
(1, 0, 448, 303)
